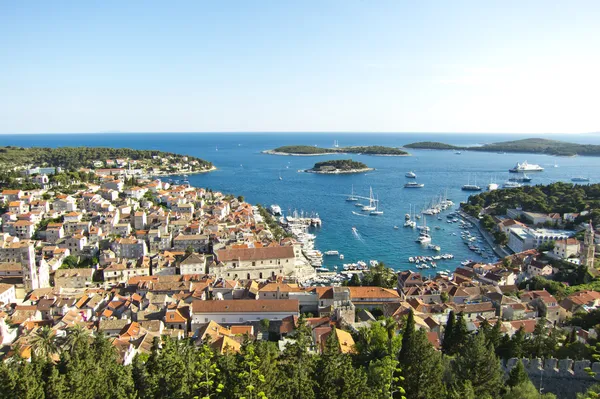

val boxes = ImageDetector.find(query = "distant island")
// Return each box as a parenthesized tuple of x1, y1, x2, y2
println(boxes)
(0, 146, 214, 176)
(305, 159, 373, 174)
(404, 138, 600, 157)
(263, 145, 409, 156)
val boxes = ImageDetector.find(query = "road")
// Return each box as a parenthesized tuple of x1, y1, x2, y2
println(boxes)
(457, 210, 511, 259)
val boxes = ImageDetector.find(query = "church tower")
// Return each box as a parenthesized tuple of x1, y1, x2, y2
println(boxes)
(580, 221, 596, 269)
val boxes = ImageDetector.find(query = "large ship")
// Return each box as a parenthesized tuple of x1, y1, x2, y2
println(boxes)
(509, 161, 544, 173)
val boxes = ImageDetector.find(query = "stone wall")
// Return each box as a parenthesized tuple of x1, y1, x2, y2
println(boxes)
(504, 358, 600, 399)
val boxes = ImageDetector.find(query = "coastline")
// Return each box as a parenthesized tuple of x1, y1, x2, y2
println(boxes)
(304, 167, 374, 174)
(262, 150, 337, 156)
(262, 149, 410, 157)
(151, 165, 217, 177)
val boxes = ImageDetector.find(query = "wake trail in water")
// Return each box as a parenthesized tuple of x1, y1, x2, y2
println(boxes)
(352, 228, 366, 243)
(352, 211, 368, 217)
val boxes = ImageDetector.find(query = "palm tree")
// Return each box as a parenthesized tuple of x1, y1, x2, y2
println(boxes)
(29, 326, 58, 359)
(63, 323, 91, 354)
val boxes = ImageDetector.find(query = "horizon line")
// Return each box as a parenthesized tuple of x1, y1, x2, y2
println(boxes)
(0, 131, 598, 135)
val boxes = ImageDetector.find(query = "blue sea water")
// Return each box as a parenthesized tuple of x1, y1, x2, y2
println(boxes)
(3, 132, 600, 274)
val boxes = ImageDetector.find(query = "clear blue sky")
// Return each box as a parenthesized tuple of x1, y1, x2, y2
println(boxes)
(1, 1, 599, 134)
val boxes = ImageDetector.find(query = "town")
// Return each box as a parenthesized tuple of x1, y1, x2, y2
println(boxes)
(1, 157, 600, 398)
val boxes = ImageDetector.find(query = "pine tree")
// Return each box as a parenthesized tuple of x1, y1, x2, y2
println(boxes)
(508, 326, 526, 358)
(442, 310, 456, 355)
(506, 359, 530, 387)
(503, 380, 557, 399)
(278, 317, 316, 399)
(487, 320, 503, 352)
(399, 310, 415, 360)
(451, 332, 504, 398)
(399, 327, 445, 399)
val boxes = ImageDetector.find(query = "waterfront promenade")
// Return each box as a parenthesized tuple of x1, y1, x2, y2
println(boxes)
(457, 210, 511, 259)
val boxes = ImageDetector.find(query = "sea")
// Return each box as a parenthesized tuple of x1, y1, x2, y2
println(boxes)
(3, 132, 600, 275)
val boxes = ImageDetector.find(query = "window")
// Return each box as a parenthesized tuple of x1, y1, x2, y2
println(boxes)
(222, 318, 226, 322)
(205, 318, 208, 322)
(239, 318, 244, 322)
(252, 261, 256, 266)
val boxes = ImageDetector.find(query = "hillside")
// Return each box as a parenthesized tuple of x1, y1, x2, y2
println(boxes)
(0, 146, 213, 171)
(404, 138, 600, 156)
(268, 145, 408, 156)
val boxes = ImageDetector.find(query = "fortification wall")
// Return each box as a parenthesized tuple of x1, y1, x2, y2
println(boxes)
(504, 358, 600, 399)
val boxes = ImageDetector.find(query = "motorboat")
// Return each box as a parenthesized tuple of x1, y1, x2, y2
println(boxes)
(404, 182, 424, 188)
(324, 250, 339, 256)
(462, 184, 482, 191)
(509, 173, 532, 183)
(269, 204, 282, 215)
(572, 177, 590, 182)
(487, 183, 498, 191)
(503, 181, 522, 188)
(416, 233, 432, 244)
(509, 161, 544, 173)
(405, 171, 417, 178)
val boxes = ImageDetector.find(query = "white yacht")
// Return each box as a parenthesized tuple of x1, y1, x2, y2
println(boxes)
(346, 184, 358, 201)
(269, 204, 282, 215)
(487, 183, 499, 191)
(405, 171, 417, 178)
(503, 181, 522, 188)
(370, 195, 383, 215)
(416, 233, 432, 244)
(324, 250, 339, 256)
(362, 187, 377, 211)
(509, 161, 544, 173)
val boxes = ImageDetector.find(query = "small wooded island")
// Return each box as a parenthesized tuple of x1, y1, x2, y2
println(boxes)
(305, 159, 373, 174)
(264, 145, 409, 156)
(404, 138, 600, 157)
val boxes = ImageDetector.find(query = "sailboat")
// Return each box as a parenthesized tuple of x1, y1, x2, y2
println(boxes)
(462, 174, 482, 191)
(279, 172, 282, 181)
(362, 187, 377, 211)
(346, 185, 358, 201)
(333, 140, 340, 148)
(370, 195, 383, 215)
(416, 216, 432, 244)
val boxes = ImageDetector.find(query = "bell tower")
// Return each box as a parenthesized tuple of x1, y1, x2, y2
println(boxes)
(580, 221, 596, 269)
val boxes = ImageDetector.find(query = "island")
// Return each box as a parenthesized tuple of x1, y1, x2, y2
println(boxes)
(263, 145, 409, 156)
(305, 159, 373, 174)
(404, 138, 600, 157)
(0, 146, 215, 178)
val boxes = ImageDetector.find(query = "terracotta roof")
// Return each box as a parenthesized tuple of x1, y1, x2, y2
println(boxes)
(216, 246, 294, 262)
(192, 299, 298, 314)
(348, 287, 400, 299)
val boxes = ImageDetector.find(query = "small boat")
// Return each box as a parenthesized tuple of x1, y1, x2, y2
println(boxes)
(462, 184, 482, 191)
(508, 173, 532, 183)
(346, 185, 359, 201)
(455, 151, 462, 155)
(503, 181, 522, 188)
(324, 250, 339, 256)
(393, 226, 399, 229)
(355, 203, 364, 207)
(404, 182, 424, 188)
(572, 177, 590, 182)
(339, 254, 344, 260)
(405, 171, 417, 178)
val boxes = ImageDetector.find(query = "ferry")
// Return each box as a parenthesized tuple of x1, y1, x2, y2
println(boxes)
(509, 161, 544, 173)
(404, 182, 424, 188)
(405, 171, 417, 178)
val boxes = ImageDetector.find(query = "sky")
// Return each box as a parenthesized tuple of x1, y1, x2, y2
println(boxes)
(1, 1, 599, 134)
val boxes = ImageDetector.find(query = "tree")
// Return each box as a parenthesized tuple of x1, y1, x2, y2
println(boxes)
(399, 326, 444, 399)
(315, 328, 371, 399)
(506, 360, 530, 388)
(441, 311, 456, 355)
(29, 326, 59, 360)
(451, 332, 504, 398)
(503, 380, 556, 399)
(237, 342, 268, 399)
(192, 344, 223, 399)
(278, 317, 315, 399)
(61, 255, 79, 269)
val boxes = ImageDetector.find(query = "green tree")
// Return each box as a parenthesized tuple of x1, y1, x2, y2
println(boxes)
(506, 359, 530, 388)
(442, 311, 456, 355)
(399, 326, 444, 399)
(503, 380, 556, 399)
(29, 326, 59, 359)
(451, 332, 503, 398)
(237, 342, 268, 399)
(278, 317, 315, 399)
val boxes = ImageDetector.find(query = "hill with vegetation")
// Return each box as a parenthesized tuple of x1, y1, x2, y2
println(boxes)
(461, 182, 600, 226)
(404, 138, 600, 156)
(0, 146, 212, 171)
(404, 141, 461, 150)
(309, 159, 371, 173)
(268, 145, 408, 156)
